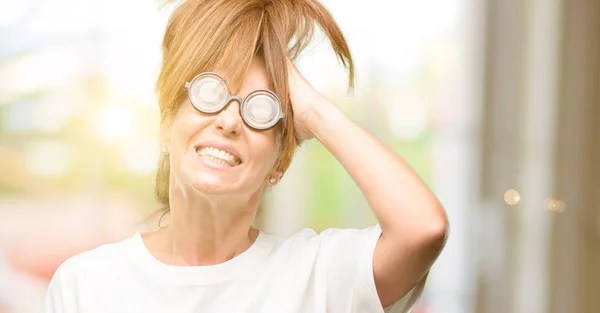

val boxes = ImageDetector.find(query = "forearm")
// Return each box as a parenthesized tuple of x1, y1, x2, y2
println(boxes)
(304, 100, 448, 238)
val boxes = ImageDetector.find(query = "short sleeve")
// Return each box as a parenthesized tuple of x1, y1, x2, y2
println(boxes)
(317, 224, 427, 313)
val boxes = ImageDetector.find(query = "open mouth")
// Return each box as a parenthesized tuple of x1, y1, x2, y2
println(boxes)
(195, 146, 242, 167)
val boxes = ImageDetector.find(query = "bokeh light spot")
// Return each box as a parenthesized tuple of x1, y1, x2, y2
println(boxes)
(545, 198, 565, 213)
(504, 189, 521, 205)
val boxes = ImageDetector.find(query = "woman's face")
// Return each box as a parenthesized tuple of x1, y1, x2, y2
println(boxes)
(164, 57, 281, 196)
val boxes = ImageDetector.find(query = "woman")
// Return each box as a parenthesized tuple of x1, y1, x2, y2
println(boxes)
(44, 0, 448, 312)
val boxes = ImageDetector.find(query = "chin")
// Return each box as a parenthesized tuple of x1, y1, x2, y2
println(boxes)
(189, 172, 235, 195)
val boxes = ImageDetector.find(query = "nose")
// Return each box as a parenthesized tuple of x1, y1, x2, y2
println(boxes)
(214, 97, 243, 137)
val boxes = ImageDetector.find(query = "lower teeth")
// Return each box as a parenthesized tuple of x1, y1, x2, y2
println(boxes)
(205, 156, 230, 166)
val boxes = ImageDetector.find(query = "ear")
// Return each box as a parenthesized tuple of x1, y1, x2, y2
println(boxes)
(266, 160, 284, 185)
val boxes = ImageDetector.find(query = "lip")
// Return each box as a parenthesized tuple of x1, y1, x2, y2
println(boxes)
(194, 140, 243, 163)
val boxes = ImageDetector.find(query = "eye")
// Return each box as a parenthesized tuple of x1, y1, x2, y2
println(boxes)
(191, 76, 228, 110)
(247, 95, 277, 122)
(241, 90, 282, 130)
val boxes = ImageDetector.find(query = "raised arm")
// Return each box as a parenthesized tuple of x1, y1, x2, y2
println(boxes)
(287, 60, 449, 307)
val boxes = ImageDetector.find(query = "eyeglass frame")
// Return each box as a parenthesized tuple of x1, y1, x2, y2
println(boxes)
(184, 72, 285, 130)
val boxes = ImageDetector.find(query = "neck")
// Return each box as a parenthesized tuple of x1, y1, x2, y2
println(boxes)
(157, 185, 262, 266)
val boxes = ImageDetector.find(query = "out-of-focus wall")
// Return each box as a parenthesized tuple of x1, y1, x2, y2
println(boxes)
(475, 0, 600, 313)
(549, 0, 600, 312)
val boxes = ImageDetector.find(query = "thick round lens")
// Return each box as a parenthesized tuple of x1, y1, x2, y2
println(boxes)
(248, 95, 276, 122)
(243, 92, 281, 129)
(191, 76, 228, 112)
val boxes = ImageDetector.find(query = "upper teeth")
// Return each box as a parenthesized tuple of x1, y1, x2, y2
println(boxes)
(197, 147, 240, 166)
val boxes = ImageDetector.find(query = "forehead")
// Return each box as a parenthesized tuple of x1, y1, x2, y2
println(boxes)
(214, 57, 271, 95)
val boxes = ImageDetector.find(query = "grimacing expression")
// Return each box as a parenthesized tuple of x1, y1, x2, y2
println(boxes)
(164, 57, 282, 196)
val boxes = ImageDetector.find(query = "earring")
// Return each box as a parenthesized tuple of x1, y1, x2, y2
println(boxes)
(162, 145, 169, 155)
(269, 177, 277, 184)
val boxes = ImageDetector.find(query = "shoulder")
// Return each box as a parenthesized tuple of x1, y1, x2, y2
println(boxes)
(259, 228, 318, 256)
(269, 224, 381, 245)
(291, 225, 382, 253)
(51, 234, 135, 282)
(45, 235, 136, 312)
(263, 225, 382, 263)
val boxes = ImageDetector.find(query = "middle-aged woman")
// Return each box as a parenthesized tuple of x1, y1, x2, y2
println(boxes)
(45, 0, 449, 312)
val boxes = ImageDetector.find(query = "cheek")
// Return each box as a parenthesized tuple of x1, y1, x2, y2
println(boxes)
(168, 119, 202, 170)
(171, 110, 211, 148)
(249, 132, 280, 172)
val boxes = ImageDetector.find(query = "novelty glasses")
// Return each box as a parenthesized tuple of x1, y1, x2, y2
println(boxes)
(184, 72, 285, 130)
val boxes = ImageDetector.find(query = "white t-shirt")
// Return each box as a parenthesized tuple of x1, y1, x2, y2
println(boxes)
(44, 225, 426, 313)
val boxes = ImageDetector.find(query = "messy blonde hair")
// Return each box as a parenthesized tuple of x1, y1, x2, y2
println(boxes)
(155, 0, 354, 212)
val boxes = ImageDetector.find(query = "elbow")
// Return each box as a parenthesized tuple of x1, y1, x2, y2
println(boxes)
(429, 217, 449, 248)
(382, 199, 449, 248)
(384, 209, 449, 260)
(423, 205, 449, 249)
(409, 201, 449, 249)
